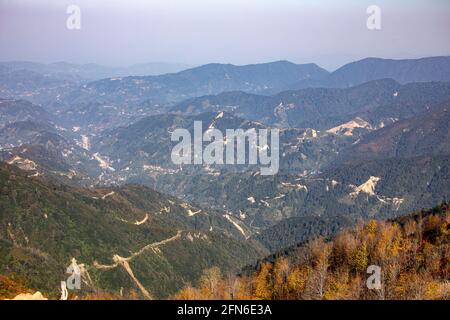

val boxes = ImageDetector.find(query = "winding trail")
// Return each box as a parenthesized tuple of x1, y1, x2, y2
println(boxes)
(113, 255, 153, 300)
(101, 191, 115, 200)
(134, 214, 149, 225)
(92, 230, 183, 299)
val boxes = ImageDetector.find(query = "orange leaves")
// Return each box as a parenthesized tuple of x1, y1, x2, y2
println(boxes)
(0, 275, 32, 300)
(253, 262, 273, 300)
(352, 242, 369, 272)
(171, 205, 450, 300)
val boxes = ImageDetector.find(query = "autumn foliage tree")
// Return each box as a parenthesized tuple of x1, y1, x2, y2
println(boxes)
(174, 202, 450, 300)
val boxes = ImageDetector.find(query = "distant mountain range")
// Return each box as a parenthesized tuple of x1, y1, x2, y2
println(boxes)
(1, 55, 450, 299)
(63, 55, 450, 105)
(171, 79, 450, 129)
(0, 61, 190, 107)
(63, 61, 329, 107)
(2, 55, 450, 114)
(0, 61, 190, 81)
(290, 56, 450, 90)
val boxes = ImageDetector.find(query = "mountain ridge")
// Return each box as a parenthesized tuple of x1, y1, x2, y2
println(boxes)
(0, 162, 266, 298)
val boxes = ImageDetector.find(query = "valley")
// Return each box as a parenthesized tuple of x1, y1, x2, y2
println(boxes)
(0, 56, 449, 299)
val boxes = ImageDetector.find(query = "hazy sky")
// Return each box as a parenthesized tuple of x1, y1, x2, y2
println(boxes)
(1, 0, 449, 70)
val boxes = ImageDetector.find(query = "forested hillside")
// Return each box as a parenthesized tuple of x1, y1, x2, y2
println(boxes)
(174, 203, 450, 300)
(0, 163, 265, 299)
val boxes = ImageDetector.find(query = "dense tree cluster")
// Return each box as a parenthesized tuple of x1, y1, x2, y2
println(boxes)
(174, 203, 449, 300)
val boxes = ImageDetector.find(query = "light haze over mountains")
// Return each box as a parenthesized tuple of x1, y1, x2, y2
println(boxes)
(1, 0, 449, 69)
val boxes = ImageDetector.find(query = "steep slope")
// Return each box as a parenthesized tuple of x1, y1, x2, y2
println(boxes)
(171, 80, 450, 129)
(0, 99, 125, 184)
(148, 154, 450, 235)
(0, 69, 80, 106)
(86, 105, 450, 239)
(0, 120, 104, 184)
(91, 111, 267, 170)
(254, 214, 356, 254)
(0, 99, 53, 128)
(0, 120, 64, 147)
(89, 111, 351, 187)
(255, 153, 450, 252)
(0, 163, 265, 298)
(176, 203, 450, 300)
(54, 100, 158, 132)
(347, 99, 450, 160)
